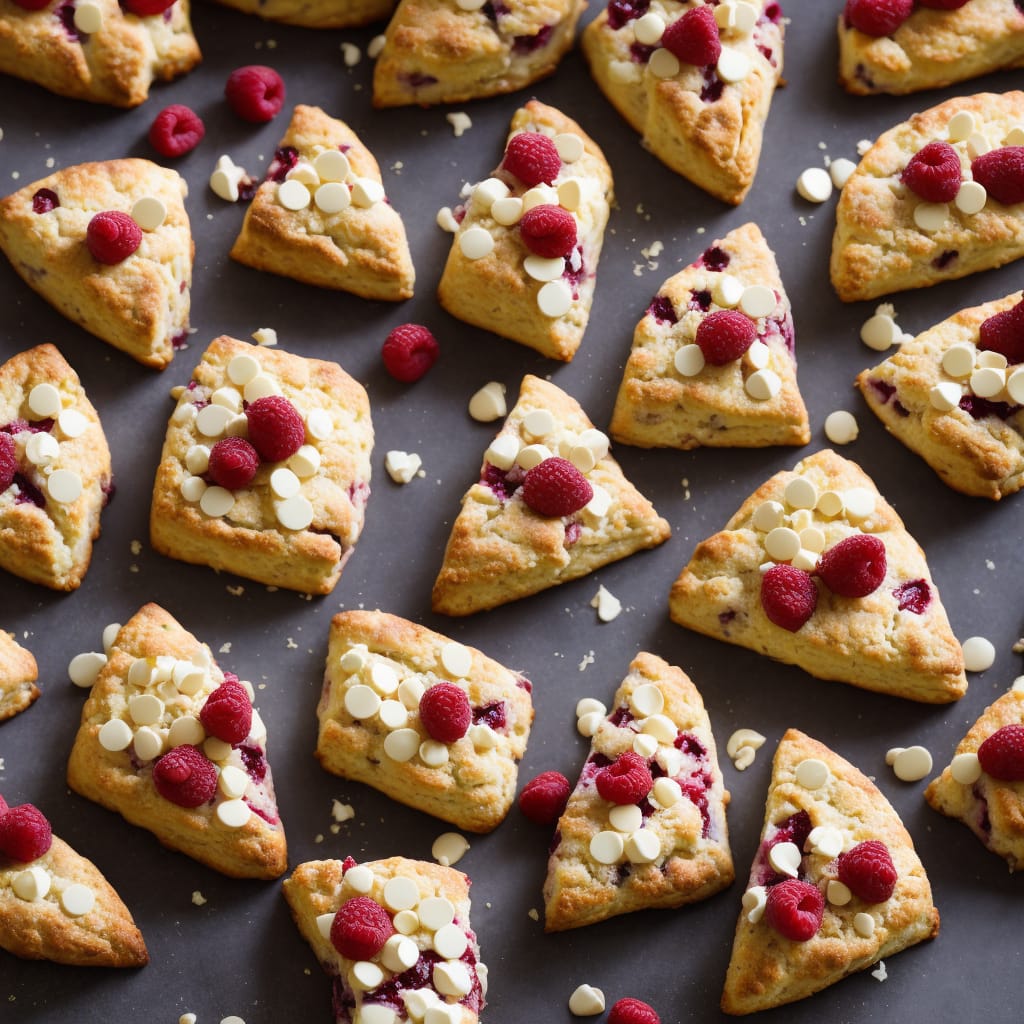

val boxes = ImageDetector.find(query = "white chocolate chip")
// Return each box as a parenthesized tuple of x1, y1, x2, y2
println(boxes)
(200, 485, 234, 519)
(433, 961, 472, 999)
(717, 46, 751, 82)
(861, 312, 902, 351)
(784, 477, 818, 510)
(843, 487, 875, 519)
(210, 155, 248, 203)
(101, 623, 120, 655)
(827, 879, 852, 906)
(60, 883, 95, 917)
(625, 829, 661, 864)
(276, 494, 314, 531)
(132, 726, 163, 761)
(1006, 367, 1024, 404)
(955, 180, 987, 215)
(469, 382, 506, 422)
(537, 280, 573, 318)
(168, 715, 204, 748)
(712, 274, 745, 308)
(383, 876, 419, 911)
(277, 179, 311, 211)
(45, 468, 81, 504)
(568, 984, 605, 1016)
(745, 368, 781, 400)
(459, 225, 494, 260)
(557, 179, 582, 212)
(799, 527, 827, 553)
(589, 830, 624, 864)
(591, 585, 622, 622)
(216, 799, 251, 828)
(807, 825, 843, 859)
(746, 340, 770, 370)
(219, 765, 249, 799)
(432, 922, 468, 960)
(967, 132, 991, 159)
(641, 714, 677, 744)
(305, 408, 333, 441)
(419, 740, 449, 767)
(633, 733, 659, 758)
(577, 711, 604, 738)
(795, 758, 830, 790)
(314, 149, 350, 182)
(824, 410, 859, 445)
(947, 111, 976, 142)
(473, 177, 509, 211)
(521, 184, 558, 212)
(630, 683, 664, 718)
(128, 693, 163, 726)
(584, 484, 612, 520)
(12, 866, 50, 902)
(892, 745, 933, 782)
(674, 344, 706, 377)
(484, 433, 519, 471)
(131, 196, 166, 232)
(418, 896, 456, 931)
(351, 178, 385, 207)
(73, 2, 102, 34)
(742, 886, 767, 923)
(345, 865, 375, 893)
(829, 158, 857, 189)
(970, 366, 1006, 398)
(648, 47, 680, 79)
(816, 490, 845, 518)
(56, 408, 88, 439)
(633, 12, 665, 45)
(764, 526, 801, 562)
(516, 444, 550, 470)
(446, 111, 473, 137)
(962, 636, 996, 672)
(739, 284, 776, 318)
(314, 182, 351, 214)
(913, 202, 949, 232)
(652, 777, 682, 808)
(204, 737, 232, 762)
(99, 718, 133, 752)
(854, 912, 876, 938)
(524, 254, 566, 282)
(380, 934, 419, 973)
(344, 684, 381, 720)
(797, 167, 833, 203)
(930, 381, 963, 412)
(28, 383, 62, 418)
(287, 162, 319, 187)
(727, 729, 766, 759)
(384, 450, 422, 484)
(608, 804, 643, 833)
(69, 651, 107, 688)
(951, 752, 982, 784)
(431, 832, 469, 867)
(440, 642, 471, 678)
(398, 676, 425, 709)
(353, 961, 385, 990)
(977, 350, 1007, 369)
(436, 206, 460, 232)
(768, 840, 801, 878)
(752, 500, 784, 532)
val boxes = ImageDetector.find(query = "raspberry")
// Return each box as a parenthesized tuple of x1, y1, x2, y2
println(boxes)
(608, 998, 661, 1024)
(123, 0, 176, 14)
(199, 680, 253, 745)
(836, 840, 898, 903)
(152, 745, 218, 808)
(519, 204, 578, 259)
(760, 564, 817, 631)
(0, 433, 16, 492)
(207, 437, 260, 491)
(971, 147, 1024, 206)
(418, 683, 472, 744)
(0, 803, 52, 862)
(661, 5, 722, 68)
(330, 896, 394, 961)
(501, 132, 561, 187)
(844, 0, 913, 36)
(381, 324, 440, 383)
(816, 534, 887, 598)
(518, 771, 571, 825)
(245, 395, 305, 463)
(901, 141, 962, 202)
(225, 65, 286, 124)
(764, 879, 824, 941)
(695, 310, 757, 365)
(148, 104, 205, 159)
(32, 188, 59, 214)
(341, 855, 358, 873)
(978, 299, 1024, 365)
(86, 211, 142, 265)
(977, 725, 1024, 781)
(522, 457, 593, 517)
(596, 751, 653, 805)
(0, 794, 7, 816)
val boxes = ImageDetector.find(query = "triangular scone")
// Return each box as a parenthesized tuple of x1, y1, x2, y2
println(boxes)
(857, 291, 1024, 500)
(67, 604, 288, 880)
(231, 105, 414, 302)
(210, 0, 393, 29)
(283, 857, 486, 1023)
(0, 160, 192, 368)
(721, 729, 939, 1014)
(582, 0, 784, 205)
(544, 652, 733, 932)
(610, 223, 809, 449)
(831, 91, 1024, 302)
(0, 630, 38, 722)
(316, 611, 534, 833)
(432, 375, 670, 616)
(669, 448, 967, 703)
(436, 100, 613, 362)
(925, 687, 1024, 870)
(0, 345, 112, 591)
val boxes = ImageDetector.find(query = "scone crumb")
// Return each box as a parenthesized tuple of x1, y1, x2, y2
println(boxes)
(252, 327, 278, 347)
(314, 833, 324, 844)
(227, 585, 245, 597)
(170, 384, 185, 400)
(591, 585, 622, 622)
(1012, 637, 1024, 654)
(191, 890, 206, 906)
(857, 138, 873, 155)
(286, 638, 298, 649)
(331, 800, 355, 823)
(527, 907, 539, 921)
(130, 539, 142, 556)
(568, 984, 605, 1016)
(385, 450, 422, 484)
(219, 642, 232, 653)
(368, 34, 386, 59)
(432, 832, 469, 867)
(340, 42, 361, 67)
(578, 650, 595, 672)
(872, 960, 888, 982)
(446, 112, 472, 138)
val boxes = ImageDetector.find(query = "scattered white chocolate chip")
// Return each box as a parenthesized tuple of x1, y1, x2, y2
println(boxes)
(796, 167, 833, 203)
(829, 158, 857, 189)
(441, 642, 472, 678)
(633, 733, 659, 758)
(340, 41, 361, 66)
(784, 477, 818, 510)
(633, 12, 665, 46)
(930, 381, 963, 412)
(842, 487, 875, 519)
(742, 886, 767, 923)
(56, 408, 88, 439)
(432, 832, 469, 867)
(446, 111, 473, 137)
(752, 500, 784, 532)
(608, 804, 643, 834)
(854, 912, 876, 938)
(345, 864, 375, 893)
(420, 740, 449, 767)
(652, 777, 681, 809)
(568, 984, 605, 1016)
(131, 195, 166, 232)
(69, 651, 107, 688)
(630, 683, 664, 718)
(468, 381, 506, 422)
(385, 450, 422, 484)
(971, 366, 1006, 398)
(276, 494, 314, 531)
(746, 340, 770, 370)
(713, 274, 745, 308)
(860, 309, 903, 351)
(269, 467, 301, 500)
(353, 960, 385, 990)
(768, 841, 801, 878)
(210, 155, 248, 202)
(277, 179, 311, 211)
(962, 636, 996, 672)
(553, 132, 584, 163)
(314, 182, 351, 214)
(951, 752, 982, 784)
(795, 758, 830, 790)
(892, 745, 933, 782)
(824, 410, 859, 445)
(590, 585, 622, 622)
(955, 180, 987, 215)
(200, 485, 235, 519)
(383, 876, 419, 911)
(216, 799, 251, 828)
(764, 526, 801, 562)
(60, 883, 95, 917)
(947, 110, 976, 142)
(625, 829, 661, 864)
(577, 711, 604, 738)
(827, 879, 852, 906)
(436, 206, 460, 232)
(13, 865, 51, 902)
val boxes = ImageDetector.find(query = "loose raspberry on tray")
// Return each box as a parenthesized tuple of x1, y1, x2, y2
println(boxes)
(86, 211, 142, 265)
(207, 437, 260, 491)
(501, 132, 561, 187)
(225, 66, 286, 124)
(844, 0, 913, 37)
(522, 457, 593, 517)
(816, 534, 887, 598)
(200, 679, 253, 745)
(152, 745, 218, 808)
(608, 997, 661, 1024)
(519, 205, 578, 259)
(978, 299, 1024, 365)
(518, 771, 571, 824)
(977, 724, 1024, 781)
(661, 5, 721, 68)
(245, 396, 305, 463)
(836, 840, 897, 903)
(901, 141, 962, 203)
(418, 683, 472, 744)
(596, 751, 653, 805)
(971, 147, 1024, 206)
(381, 324, 440, 383)
(330, 895, 394, 960)
(148, 104, 205, 159)
(0, 803, 53, 862)
(695, 310, 757, 365)
(764, 878, 824, 941)
(761, 564, 817, 631)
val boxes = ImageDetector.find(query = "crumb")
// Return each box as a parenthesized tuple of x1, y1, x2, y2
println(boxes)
(219, 642, 232, 654)
(1012, 638, 1024, 654)
(986, 559, 995, 570)
(367, 34, 386, 59)
(179, 1015, 197, 1024)
(191, 890, 207, 906)
(385, 450, 422, 484)
(527, 908, 539, 921)
(227, 585, 245, 597)
(578, 650, 595, 672)
(314, 833, 324, 844)
(286, 638, 298, 649)
(632, 263, 645, 277)
(857, 138, 872, 155)
(331, 800, 355, 823)
(817, 141, 827, 150)
(330, 824, 340, 834)
(447, 112, 472, 137)
(871, 961, 888, 982)
(266, 586, 279, 592)
(129, 564, 139, 573)
(45, 157, 54, 168)
(130, 540, 141, 555)
(0, 758, 5, 771)
(340, 42, 361, 67)
(252, 327, 278, 347)
(266, 38, 277, 49)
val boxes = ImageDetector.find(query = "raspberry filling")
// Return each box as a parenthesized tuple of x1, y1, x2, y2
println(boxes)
(32, 189, 59, 214)
(237, 744, 268, 783)
(606, 0, 650, 29)
(266, 146, 300, 184)
(932, 249, 959, 270)
(892, 578, 930, 613)
(647, 294, 678, 325)
(753, 810, 812, 886)
(56, 2, 85, 41)
(362, 947, 484, 1016)
(399, 72, 440, 89)
(0, 434, 15, 492)
(471, 701, 507, 731)
(959, 395, 1016, 421)
(866, 378, 910, 416)
(700, 69, 725, 103)
(698, 246, 731, 272)
(512, 24, 553, 55)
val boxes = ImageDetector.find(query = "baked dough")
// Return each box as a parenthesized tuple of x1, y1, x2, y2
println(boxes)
(668, 448, 967, 703)
(209, 0, 393, 29)
(0, 629, 38, 722)
(432, 374, 671, 616)
(316, 610, 534, 833)
(610, 222, 809, 449)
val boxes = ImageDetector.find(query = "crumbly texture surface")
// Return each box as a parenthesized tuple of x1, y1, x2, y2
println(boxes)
(0, 629, 38, 722)
(831, 91, 1024, 302)
(210, 0, 393, 28)
(721, 729, 939, 1015)
(610, 221, 809, 449)
(316, 610, 534, 833)
(669, 448, 967, 703)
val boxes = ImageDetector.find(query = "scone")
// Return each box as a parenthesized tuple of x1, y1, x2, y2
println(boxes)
(209, 0, 393, 29)
(838, 0, 1024, 96)
(283, 856, 485, 1023)
(668, 448, 967, 703)
(831, 91, 1024, 302)
(150, 336, 373, 595)
(925, 687, 1024, 870)
(0, 0, 200, 107)
(432, 374, 671, 616)
(543, 652, 733, 932)
(581, 0, 784, 204)
(857, 290, 1024, 500)
(0, 159, 193, 369)
(0, 344, 112, 591)
(66, 604, 288, 880)
(436, 100, 613, 362)
(0, 630, 38, 722)
(230, 105, 415, 302)
(609, 222, 809, 449)
(316, 611, 534, 833)
(721, 729, 939, 1015)
(372, 0, 585, 107)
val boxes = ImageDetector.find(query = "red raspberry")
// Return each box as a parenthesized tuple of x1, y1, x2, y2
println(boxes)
(200, 680, 253, 745)
(152, 745, 218, 808)
(977, 725, 1024, 781)
(518, 771, 571, 825)
(971, 147, 1024, 206)
(245, 395, 305, 463)
(844, 0, 913, 36)
(836, 840, 898, 903)
(596, 751, 653, 805)
(978, 299, 1024, 365)
(148, 104, 205, 159)
(917, 0, 970, 7)
(695, 310, 757, 365)
(764, 879, 824, 941)
(661, 5, 722, 68)
(330, 896, 394, 961)
(225, 65, 286, 124)
(522, 457, 593, 517)
(419, 683, 472, 744)
(608, 998, 661, 1024)
(86, 211, 142, 265)
(0, 794, 7, 816)
(0, 433, 16, 492)
(11, 0, 51, 8)
(760, 564, 817, 631)
(0, 803, 53, 862)
(123, 0, 177, 14)
(207, 437, 260, 491)
(501, 132, 561, 187)
(901, 141, 962, 202)
(382, 324, 440, 383)
(341, 855, 358, 873)
(519, 204, 578, 259)
(816, 534, 887, 598)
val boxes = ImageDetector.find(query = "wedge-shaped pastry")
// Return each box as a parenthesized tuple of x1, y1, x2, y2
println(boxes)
(858, 290, 1024, 500)
(0, 160, 192, 369)
(582, 0, 784, 204)
(231, 105, 414, 302)
(721, 729, 939, 1014)
(210, 0, 393, 29)
(610, 223, 809, 449)
(67, 604, 288, 879)
(432, 374, 670, 615)
(317, 611, 534, 832)
(669, 448, 967, 703)
(372, 0, 585, 107)
(437, 100, 613, 362)
(150, 336, 373, 594)
(831, 91, 1024, 302)
(284, 856, 486, 1023)
(0, 630, 38, 722)
(0, 344, 112, 591)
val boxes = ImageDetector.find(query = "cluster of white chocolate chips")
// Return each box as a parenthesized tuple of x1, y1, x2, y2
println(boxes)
(13, 382, 90, 505)
(931, 337, 1024, 410)
(10, 861, 96, 917)
(275, 147, 384, 215)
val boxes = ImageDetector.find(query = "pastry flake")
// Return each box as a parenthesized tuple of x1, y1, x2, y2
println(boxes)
(0, 630, 38, 722)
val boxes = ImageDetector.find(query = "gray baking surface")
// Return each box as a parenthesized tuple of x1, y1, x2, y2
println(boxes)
(1, 3, 1022, 1022)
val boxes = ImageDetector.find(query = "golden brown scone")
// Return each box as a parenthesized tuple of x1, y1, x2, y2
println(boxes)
(610, 222, 809, 449)
(209, 0, 393, 28)
(831, 91, 1024, 302)
(316, 611, 534, 833)
(66, 603, 288, 880)
(0, 629, 38, 722)
(372, 0, 585, 107)
(669, 448, 967, 703)
(283, 856, 485, 1023)
(0, 0, 200, 107)
(857, 290, 1024, 500)
(543, 652, 733, 932)
(838, 0, 1024, 96)
(150, 336, 373, 595)
(0, 344, 112, 591)
(582, 0, 784, 205)
(432, 374, 670, 616)
(721, 729, 939, 1015)
(231, 105, 415, 301)
(0, 160, 192, 369)
(925, 688, 1024, 871)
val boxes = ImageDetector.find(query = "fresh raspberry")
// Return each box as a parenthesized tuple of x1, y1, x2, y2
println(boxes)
(764, 879, 824, 941)
(518, 771, 571, 825)
(0, 804, 52, 862)
(760, 564, 817, 631)
(971, 147, 1024, 206)
(207, 437, 260, 491)
(0, 794, 7, 816)
(32, 188, 59, 214)
(901, 141, 962, 202)
(418, 683, 472, 744)
(522, 457, 593, 517)
(381, 324, 440, 383)
(11, 0, 51, 9)
(836, 840, 898, 903)
(695, 310, 757, 365)
(0, 433, 16, 492)
(816, 534, 887, 598)
(977, 725, 1024, 781)
(245, 395, 305, 463)
(519, 204, 578, 259)
(661, 5, 722, 67)
(917, 0, 970, 8)
(152, 745, 218, 808)
(148, 104, 205, 158)
(86, 211, 142, 265)
(225, 65, 286, 124)
(978, 299, 1024, 365)
(341, 855, 358, 873)
(501, 132, 561, 187)
(596, 751, 653, 805)
(123, 0, 177, 14)
(199, 680, 253, 745)
(330, 896, 394, 961)
(608, 998, 661, 1024)
(844, 0, 913, 36)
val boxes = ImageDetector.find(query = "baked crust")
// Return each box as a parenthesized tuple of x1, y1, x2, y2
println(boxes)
(209, 0, 393, 28)
(316, 610, 534, 833)
(721, 729, 939, 1015)
(668, 448, 967, 703)
(0, 629, 38, 722)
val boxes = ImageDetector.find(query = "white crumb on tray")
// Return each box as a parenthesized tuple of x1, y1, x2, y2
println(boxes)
(227, 585, 244, 597)
(252, 327, 278, 346)
(368, 34, 386, 59)
(527, 908, 539, 921)
(331, 800, 355, 823)
(591, 585, 622, 622)
(191, 891, 207, 906)
(447, 112, 472, 137)
(130, 539, 142, 555)
(340, 42, 361, 66)
(578, 650, 595, 672)
(219, 642, 232, 653)
(286, 638, 298, 649)
(871, 960, 888, 982)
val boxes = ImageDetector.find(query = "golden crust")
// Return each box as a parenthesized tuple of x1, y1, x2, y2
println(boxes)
(0, 629, 38, 722)
(209, 0, 394, 28)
